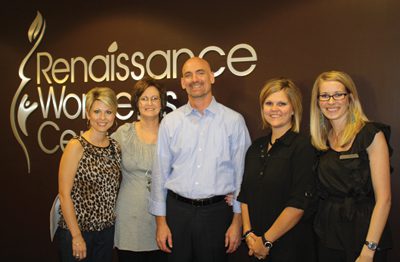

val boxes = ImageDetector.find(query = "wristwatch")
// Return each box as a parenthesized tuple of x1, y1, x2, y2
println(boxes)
(261, 234, 273, 249)
(365, 240, 378, 251)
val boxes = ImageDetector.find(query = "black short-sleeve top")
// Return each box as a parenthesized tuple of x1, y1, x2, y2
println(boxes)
(314, 122, 392, 256)
(238, 130, 316, 243)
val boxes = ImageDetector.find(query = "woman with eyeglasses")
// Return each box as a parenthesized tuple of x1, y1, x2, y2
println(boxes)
(310, 71, 392, 262)
(112, 77, 167, 262)
(238, 78, 317, 261)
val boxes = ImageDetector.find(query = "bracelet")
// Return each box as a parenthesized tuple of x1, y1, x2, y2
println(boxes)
(241, 229, 254, 241)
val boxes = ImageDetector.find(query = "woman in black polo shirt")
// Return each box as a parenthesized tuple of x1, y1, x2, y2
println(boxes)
(238, 78, 316, 261)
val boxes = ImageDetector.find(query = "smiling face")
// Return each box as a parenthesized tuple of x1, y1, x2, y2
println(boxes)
(318, 80, 350, 124)
(137, 86, 161, 120)
(181, 57, 215, 101)
(87, 100, 115, 134)
(263, 90, 294, 133)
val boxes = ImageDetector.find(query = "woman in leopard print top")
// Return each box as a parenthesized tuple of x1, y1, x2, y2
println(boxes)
(57, 87, 121, 262)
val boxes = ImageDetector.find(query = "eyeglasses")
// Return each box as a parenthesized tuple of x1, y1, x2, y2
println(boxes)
(139, 96, 160, 104)
(318, 93, 348, 101)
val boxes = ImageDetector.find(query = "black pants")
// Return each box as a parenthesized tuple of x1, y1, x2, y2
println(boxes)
(318, 241, 388, 262)
(117, 249, 167, 262)
(56, 226, 114, 262)
(166, 193, 232, 262)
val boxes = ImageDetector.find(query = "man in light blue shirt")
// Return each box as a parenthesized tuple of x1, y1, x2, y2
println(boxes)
(149, 57, 251, 262)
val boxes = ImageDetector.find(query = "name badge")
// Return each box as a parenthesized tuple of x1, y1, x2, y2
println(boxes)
(339, 153, 359, 160)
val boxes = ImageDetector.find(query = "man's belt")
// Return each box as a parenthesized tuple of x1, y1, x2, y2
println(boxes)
(168, 190, 225, 207)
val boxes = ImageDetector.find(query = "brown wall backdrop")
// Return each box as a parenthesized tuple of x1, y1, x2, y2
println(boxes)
(1, 0, 399, 261)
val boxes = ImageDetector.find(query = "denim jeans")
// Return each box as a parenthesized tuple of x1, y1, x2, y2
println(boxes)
(56, 226, 115, 262)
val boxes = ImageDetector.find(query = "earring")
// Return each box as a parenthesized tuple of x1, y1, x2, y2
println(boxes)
(319, 113, 325, 123)
(350, 113, 356, 123)
(114, 120, 118, 129)
(86, 119, 90, 128)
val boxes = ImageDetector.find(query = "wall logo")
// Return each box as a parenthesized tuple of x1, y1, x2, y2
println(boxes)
(10, 11, 44, 173)
(10, 11, 258, 174)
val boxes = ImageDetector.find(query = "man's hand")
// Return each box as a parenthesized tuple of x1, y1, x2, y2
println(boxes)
(156, 216, 173, 253)
(224, 213, 242, 253)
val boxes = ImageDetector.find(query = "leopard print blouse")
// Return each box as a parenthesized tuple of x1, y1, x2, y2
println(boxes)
(59, 136, 121, 232)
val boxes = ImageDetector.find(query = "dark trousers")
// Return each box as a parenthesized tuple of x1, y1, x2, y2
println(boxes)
(117, 248, 167, 262)
(56, 226, 114, 262)
(166, 193, 232, 262)
(318, 241, 388, 262)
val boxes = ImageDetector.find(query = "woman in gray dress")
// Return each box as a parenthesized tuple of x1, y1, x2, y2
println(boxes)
(112, 77, 167, 262)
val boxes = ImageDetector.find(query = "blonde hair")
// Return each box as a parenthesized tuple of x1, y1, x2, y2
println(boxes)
(259, 78, 302, 132)
(310, 71, 369, 150)
(85, 87, 118, 114)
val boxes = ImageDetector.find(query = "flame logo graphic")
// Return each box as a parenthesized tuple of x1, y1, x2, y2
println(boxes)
(10, 11, 45, 173)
